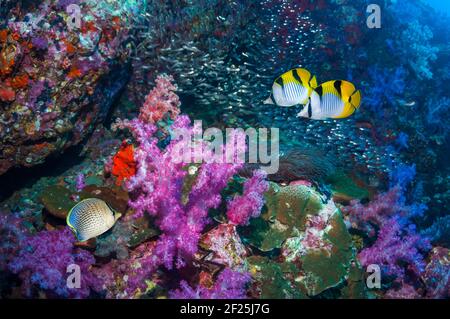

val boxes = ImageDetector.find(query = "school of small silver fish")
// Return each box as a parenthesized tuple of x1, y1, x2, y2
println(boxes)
(125, 0, 399, 174)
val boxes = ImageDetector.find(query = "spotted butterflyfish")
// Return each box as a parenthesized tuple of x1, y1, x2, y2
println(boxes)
(66, 198, 121, 242)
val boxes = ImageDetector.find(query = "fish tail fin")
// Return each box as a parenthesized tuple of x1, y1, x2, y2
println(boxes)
(349, 90, 361, 109)
(309, 75, 318, 89)
(340, 80, 361, 108)
(263, 96, 275, 105)
(114, 212, 122, 221)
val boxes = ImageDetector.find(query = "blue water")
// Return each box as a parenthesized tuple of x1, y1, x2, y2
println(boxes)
(424, 0, 450, 14)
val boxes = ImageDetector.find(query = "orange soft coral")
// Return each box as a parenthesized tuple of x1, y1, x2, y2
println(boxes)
(9, 74, 29, 89)
(0, 46, 16, 76)
(0, 30, 8, 43)
(111, 142, 137, 186)
(63, 39, 77, 54)
(67, 67, 82, 79)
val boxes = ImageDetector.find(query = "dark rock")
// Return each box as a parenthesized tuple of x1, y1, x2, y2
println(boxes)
(39, 185, 75, 219)
(0, 1, 133, 175)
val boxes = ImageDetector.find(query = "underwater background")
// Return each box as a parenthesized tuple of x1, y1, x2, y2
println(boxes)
(0, 0, 448, 299)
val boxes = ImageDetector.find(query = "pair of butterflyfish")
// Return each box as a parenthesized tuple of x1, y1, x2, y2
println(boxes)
(67, 198, 121, 242)
(264, 68, 361, 120)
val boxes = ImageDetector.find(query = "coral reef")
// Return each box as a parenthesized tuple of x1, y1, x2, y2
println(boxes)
(0, 0, 448, 301)
(422, 247, 449, 299)
(110, 142, 136, 186)
(425, 97, 450, 140)
(364, 66, 405, 114)
(8, 227, 102, 298)
(357, 218, 428, 280)
(170, 268, 251, 299)
(397, 20, 438, 80)
(0, 0, 137, 175)
(343, 163, 433, 294)
(226, 170, 268, 226)
(240, 183, 355, 297)
(421, 216, 450, 247)
(138, 74, 181, 124)
(200, 223, 248, 271)
(112, 75, 263, 278)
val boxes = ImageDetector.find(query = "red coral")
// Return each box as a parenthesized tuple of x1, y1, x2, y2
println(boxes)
(0, 48, 16, 76)
(67, 66, 82, 79)
(111, 141, 137, 186)
(9, 74, 29, 89)
(0, 30, 8, 43)
(0, 86, 15, 101)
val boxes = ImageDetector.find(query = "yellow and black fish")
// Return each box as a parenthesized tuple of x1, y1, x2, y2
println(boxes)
(298, 80, 361, 120)
(264, 68, 318, 106)
(67, 198, 121, 242)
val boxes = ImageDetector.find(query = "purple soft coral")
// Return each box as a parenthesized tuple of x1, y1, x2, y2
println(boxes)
(170, 268, 251, 299)
(358, 218, 428, 279)
(8, 227, 102, 298)
(0, 213, 28, 271)
(343, 166, 430, 289)
(227, 170, 269, 226)
(114, 75, 249, 272)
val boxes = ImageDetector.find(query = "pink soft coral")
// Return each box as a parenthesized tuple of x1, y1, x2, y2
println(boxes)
(113, 75, 258, 273)
(343, 186, 403, 236)
(170, 268, 251, 299)
(8, 227, 102, 298)
(139, 74, 180, 124)
(227, 170, 269, 226)
(358, 218, 427, 279)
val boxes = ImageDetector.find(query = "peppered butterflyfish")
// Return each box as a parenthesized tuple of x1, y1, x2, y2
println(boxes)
(66, 198, 121, 242)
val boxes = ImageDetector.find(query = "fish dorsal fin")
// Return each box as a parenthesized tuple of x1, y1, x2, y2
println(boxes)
(339, 80, 357, 100)
(309, 75, 318, 89)
(295, 68, 311, 86)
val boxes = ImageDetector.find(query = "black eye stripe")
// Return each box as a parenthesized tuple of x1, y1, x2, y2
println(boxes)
(292, 69, 302, 84)
(334, 80, 342, 97)
(275, 76, 284, 88)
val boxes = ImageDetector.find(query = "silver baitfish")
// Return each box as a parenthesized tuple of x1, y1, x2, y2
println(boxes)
(67, 198, 121, 242)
